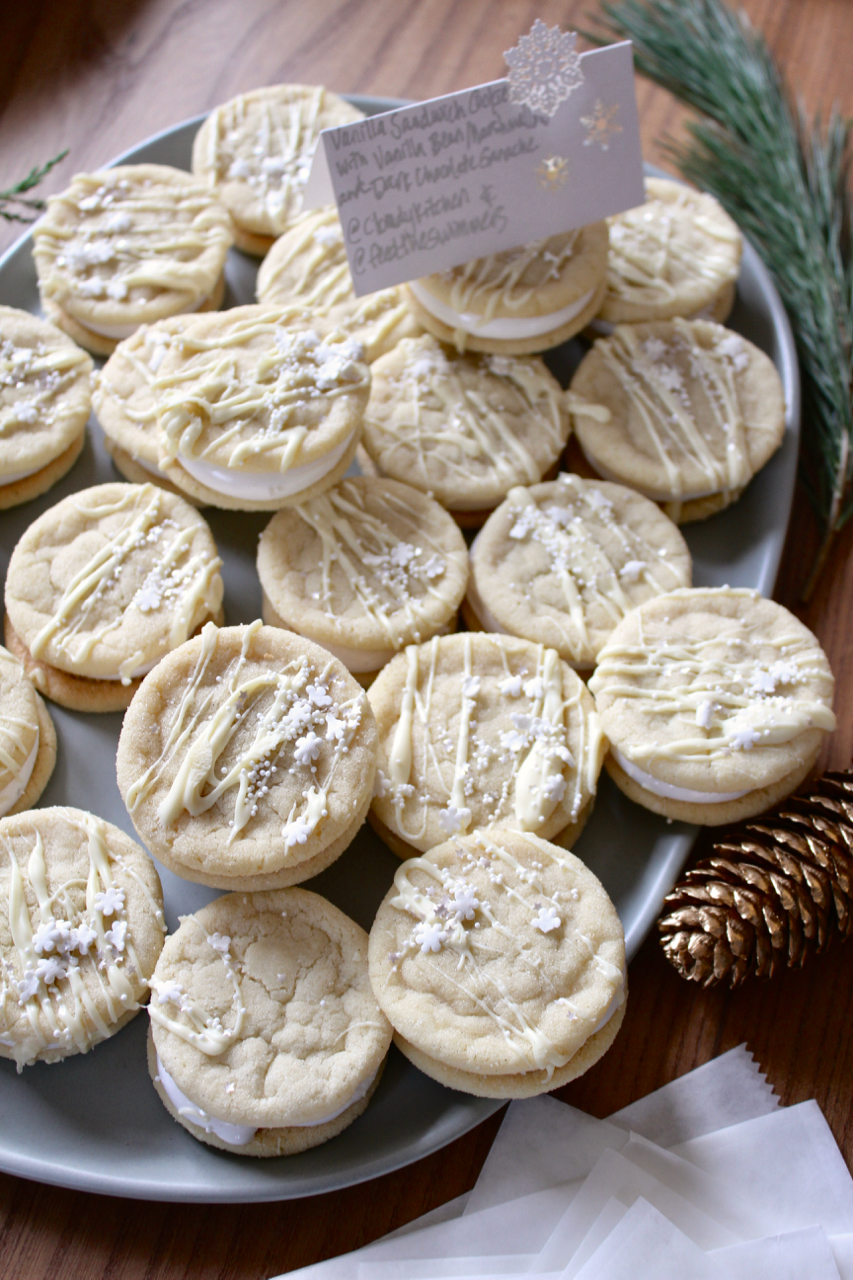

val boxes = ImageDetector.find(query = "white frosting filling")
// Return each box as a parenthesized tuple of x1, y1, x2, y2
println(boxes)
(0, 732, 39, 818)
(83, 657, 159, 681)
(77, 291, 209, 340)
(577, 439, 723, 503)
(409, 280, 595, 339)
(155, 1052, 378, 1145)
(611, 746, 751, 804)
(129, 453, 169, 481)
(591, 974, 625, 1035)
(0, 460, 49, 487)
(177, 429, 356, 501)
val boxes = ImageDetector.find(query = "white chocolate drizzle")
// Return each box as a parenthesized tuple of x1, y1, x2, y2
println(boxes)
(0, 335, 90, 444)
(433, 234, 580, 322)
(28, 484, 223, 683)
(148, 923, 245, 1055)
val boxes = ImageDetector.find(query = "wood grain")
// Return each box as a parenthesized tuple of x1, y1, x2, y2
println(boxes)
(1, 1, 853, 1276)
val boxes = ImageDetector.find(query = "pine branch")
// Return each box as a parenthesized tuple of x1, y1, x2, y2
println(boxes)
(0, 150, 68, 225)
(586, 0, 853, 595)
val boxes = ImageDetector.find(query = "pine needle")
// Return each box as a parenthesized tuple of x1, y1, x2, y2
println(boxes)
(0, 150, 68, 225)
(586, 0, 853, 595)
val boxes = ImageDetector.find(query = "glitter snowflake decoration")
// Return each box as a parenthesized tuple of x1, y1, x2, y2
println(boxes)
(580, 99, 623, 151)
(504, 20, 584, 118)
(536, 155, 569, 192)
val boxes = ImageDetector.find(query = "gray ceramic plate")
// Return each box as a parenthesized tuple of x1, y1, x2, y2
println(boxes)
(0, 97, 799, 1201)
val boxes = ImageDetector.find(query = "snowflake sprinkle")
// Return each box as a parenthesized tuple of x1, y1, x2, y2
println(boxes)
(532, 906, 561, 934)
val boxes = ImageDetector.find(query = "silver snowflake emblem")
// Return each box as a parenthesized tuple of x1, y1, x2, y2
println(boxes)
(504, 20, 584, 118)
(580, 99, 623, 150)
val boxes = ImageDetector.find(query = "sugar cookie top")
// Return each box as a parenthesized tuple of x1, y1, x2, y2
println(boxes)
(0, 806, 165, 1069)
(369, 633, 604, 852)
(4, 482, 223, 682)
(588, 588, 836, 795)
(258, 477, 469, 655)
(117, 622, 377, 879)
(192, 85, 364, 240)
(256, 207, 422, 361)
(149, 888, 391, 1127)
(412, 226, 608, 323)
(568, 320, 785, 502)
(153, 307, 370, 477)
(470, 476, 691, 668)
(362, 336, 569, 512)
(0, 306, 92, 478)
(600, 178, 743, 324)
(368, 830, 624, 1077)
(32, 165, 234, 332)
(0, 645, 42, 816)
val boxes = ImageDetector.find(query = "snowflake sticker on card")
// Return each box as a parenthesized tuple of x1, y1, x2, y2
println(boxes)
(504, 20, 584, 117)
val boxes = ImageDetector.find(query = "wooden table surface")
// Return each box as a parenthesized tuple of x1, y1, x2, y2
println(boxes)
(2, 1, 853, 1276)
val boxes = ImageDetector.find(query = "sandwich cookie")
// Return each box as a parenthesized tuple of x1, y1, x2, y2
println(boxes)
(33, 165, 233, 356)
(147, 888, 391, 1155)
(361, 335, 570, 527)
(152, 306, 370, 511)
(588, 587, 836, 824)
(406, 226, 609, 355)
(368, 632, 604, 860)
(257, 476, 469, 683)
(93, 316, 202, 496)
(0, 806, 165, 1070)
(465, 475, 691, 670)
(191, 84, 364, 256)
(0, 645, 56, 817)
(4, 482, 224, 713)
(596, 178, 743, 328)
(256, 208, 423, 362)
(116, 621, 378, 890)
(0, 306, 91, 509)
(368, 829, 626, 1098)
(568, 319, 786, 523)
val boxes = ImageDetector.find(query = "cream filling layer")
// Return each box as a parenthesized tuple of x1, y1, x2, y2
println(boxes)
(409, 280, 595, 339)
(83, 657, 159, 681)
(129, 453, 169, 481)
(76, 291, 209, 340)
(0, 459, 51, 487)
(155, 1053, 378, 1145)
(0, 733, 39, 818)
(176, 429, 356, 502)
(578, 439, 724, 503)
(611, 746, 751, 804)
(591, 974, 625, 1035)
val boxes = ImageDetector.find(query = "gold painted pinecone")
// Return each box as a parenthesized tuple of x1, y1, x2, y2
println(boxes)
(658, 770, 853, 986)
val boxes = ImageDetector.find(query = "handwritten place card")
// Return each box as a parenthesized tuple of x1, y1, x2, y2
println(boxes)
(304, 37, 643, 296)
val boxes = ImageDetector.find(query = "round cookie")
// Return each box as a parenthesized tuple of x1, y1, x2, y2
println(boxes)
(147, 888, 391, 1155)
(0, 806, 165, 1069)
(465, 475, 692, 669)
(152, 306, 370, 511)
(597, 177, 742, 326)
(361, 335, 570, 525)
(258, 476, 469, 682)
(368, 830, 626, 1098)
(368, 632, 604, 859)
(116, 621, 378, 889)
(588, 587, 836, 825)
(406, 225, 609, 355)
(32, 165, 233, 355)
(4, 482, 224, 713)
(191, 84, 365, 255)
(0, 645, 56, 817)
(568, 319, 786, 523)
(0, 306, 91, 509)
(256, 207, 423, 362)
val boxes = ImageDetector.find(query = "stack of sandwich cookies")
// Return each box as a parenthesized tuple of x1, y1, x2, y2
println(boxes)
(360, 335, 570, 527)
(152, 306, 370, 510)
(0, 307, 91, 509)
(3, 482, 224, 713)
(0, 806, 165, 1070)
(116, 622, 378, 890)
(406, 226, 609, 355)
(256, 207, 423, 361)
(147, 889, 391, 1155)
(191, 84, 365, 256)
(368, 830, 626, 1098)
(0, 645, 56, 817)
(568, 319, 786, 523)
(596, 177, 743, 329)
(465, 475, 692, 670)
(257, 477, 469, 683)
(33, 165, 234, 356)
(588, 587, 836, 824)
(368, 633, 604, 860)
